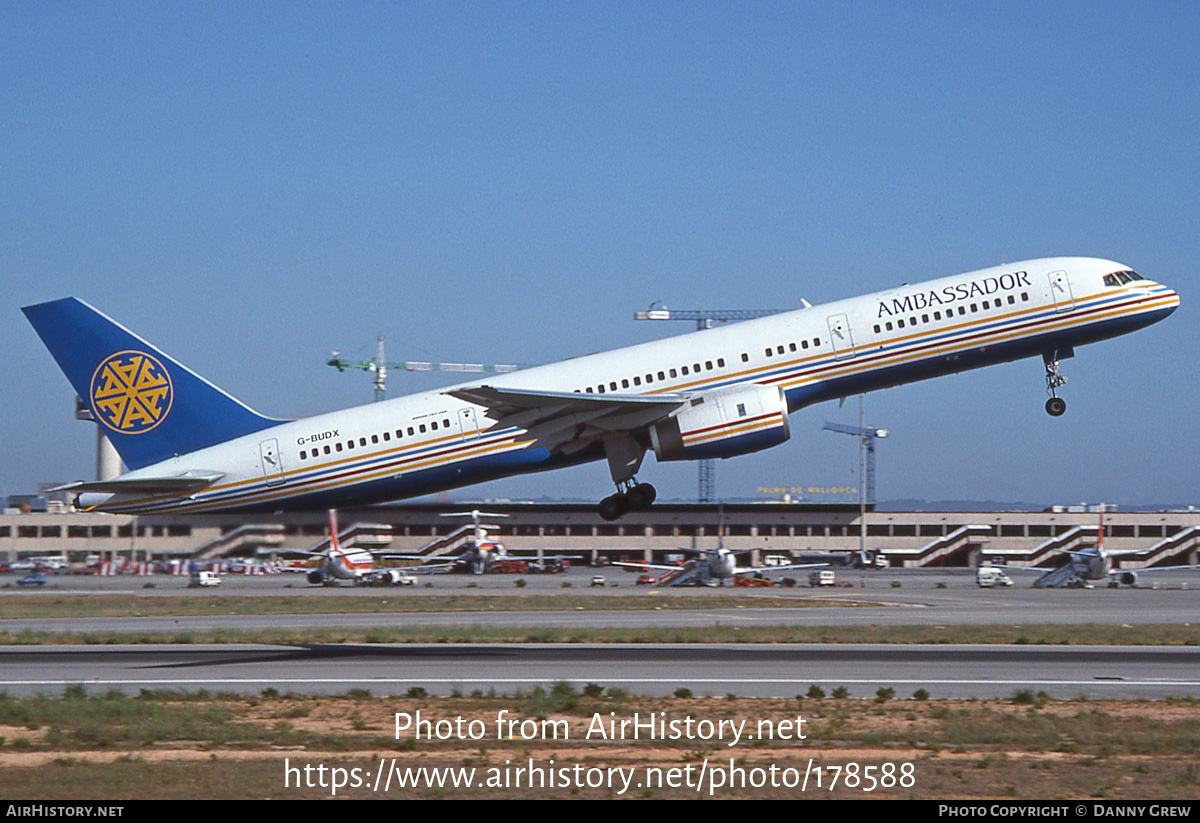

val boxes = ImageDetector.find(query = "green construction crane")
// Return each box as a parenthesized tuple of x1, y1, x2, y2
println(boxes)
(328, 333, 522, 402)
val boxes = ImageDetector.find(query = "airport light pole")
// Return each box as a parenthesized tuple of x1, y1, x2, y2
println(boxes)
(823, 400, 888, 563)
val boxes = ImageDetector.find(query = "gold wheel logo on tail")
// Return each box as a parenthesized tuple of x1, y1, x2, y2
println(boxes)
(89, 351, 173, 434)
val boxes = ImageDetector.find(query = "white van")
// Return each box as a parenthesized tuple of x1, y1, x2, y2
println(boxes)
(976, 567, 1013, 588)
(190, 570, 222, 587)
(808, 570, 836, 587)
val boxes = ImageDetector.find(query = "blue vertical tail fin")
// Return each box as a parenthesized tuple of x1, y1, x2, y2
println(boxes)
(23, 297, 281, 470)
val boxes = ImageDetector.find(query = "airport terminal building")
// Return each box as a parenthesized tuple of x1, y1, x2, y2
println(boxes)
(2, 502, 1199, 571)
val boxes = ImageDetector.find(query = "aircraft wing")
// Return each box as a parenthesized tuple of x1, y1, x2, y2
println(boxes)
(612, 561, 686, 572)
(445, 385, 687, 454)
(1115, 564, 1200, 573)
(383, 563, 455, 576)
(731, 562, 830, 574)
(50, 472, 225, 495)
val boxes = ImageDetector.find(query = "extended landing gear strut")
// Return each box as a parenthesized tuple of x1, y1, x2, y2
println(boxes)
(599, 481, 657, 522)
(1044, 357, 1067, 417)
(598, 433, 655, 521)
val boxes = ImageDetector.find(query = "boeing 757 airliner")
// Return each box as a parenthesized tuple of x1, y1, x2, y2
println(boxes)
(23, 257, 1178, 520)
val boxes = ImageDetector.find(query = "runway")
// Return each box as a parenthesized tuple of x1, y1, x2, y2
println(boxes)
(2, 643, 1197, 699)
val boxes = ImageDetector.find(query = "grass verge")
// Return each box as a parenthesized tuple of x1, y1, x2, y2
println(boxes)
(0, 688, 1197, 799)
(2, 623, 1199, 646)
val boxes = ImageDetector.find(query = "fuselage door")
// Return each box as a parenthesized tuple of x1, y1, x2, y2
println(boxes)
(259, 438, 286, 486)
(827, 313, 856, 360)
(1049, 270, 1075, 313)
(458, 407, 481, 440)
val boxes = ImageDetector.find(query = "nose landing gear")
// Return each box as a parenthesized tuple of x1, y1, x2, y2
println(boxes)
(1043, 351, 1068, 417)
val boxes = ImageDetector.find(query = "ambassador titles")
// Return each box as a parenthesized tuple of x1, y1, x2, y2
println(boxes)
(878, 271, 1033, 318)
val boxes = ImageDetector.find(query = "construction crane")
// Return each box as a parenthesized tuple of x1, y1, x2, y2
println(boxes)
(327, 333, 522, 402)
(822, 417, 888, 504)
(635, 302, 792, 501)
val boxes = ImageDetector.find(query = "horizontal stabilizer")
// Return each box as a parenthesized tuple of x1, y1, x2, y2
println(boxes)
(51, 472, 225, 495)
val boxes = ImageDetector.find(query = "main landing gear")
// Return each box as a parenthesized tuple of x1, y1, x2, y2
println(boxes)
(1044, 355, 1067, 417)
(599, 481, 657, 521)
(598, 433, 655, 520)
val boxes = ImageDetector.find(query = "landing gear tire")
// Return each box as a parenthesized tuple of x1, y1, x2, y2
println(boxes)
(626, 483, 657, 511)
(599, 494, 629, 522)
(1045, 397, 1066, 417)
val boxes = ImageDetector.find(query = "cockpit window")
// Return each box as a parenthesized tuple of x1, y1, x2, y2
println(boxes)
(1104, 270, 1142, 287)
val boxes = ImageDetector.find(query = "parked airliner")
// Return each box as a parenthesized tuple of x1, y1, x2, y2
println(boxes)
(24, 257, 1177, 520)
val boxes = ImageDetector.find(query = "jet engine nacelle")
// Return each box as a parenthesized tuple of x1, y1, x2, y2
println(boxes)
(306, 569, 327, 585)
(1118, 571, 1138, 587)
(651, 384, 790, 462)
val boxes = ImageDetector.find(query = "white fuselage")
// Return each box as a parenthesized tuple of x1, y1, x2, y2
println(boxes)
(93, 257, 1178, 514)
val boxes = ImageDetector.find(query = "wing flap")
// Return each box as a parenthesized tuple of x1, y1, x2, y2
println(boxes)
(446, 385, 687, 453)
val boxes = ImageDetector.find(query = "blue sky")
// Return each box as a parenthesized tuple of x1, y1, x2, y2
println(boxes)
(3, 2, 1198, 507)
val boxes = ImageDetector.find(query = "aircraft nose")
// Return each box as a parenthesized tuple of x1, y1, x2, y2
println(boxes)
(1160, 286, 1181, 315)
